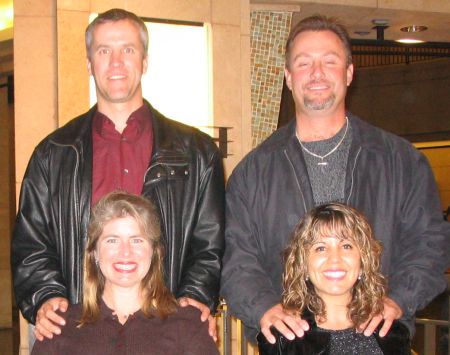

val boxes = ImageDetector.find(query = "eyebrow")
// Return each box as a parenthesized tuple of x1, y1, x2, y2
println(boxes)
(292, 51, 342, 61)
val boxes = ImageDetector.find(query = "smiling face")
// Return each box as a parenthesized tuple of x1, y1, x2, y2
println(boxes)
(95, 215, 152, 292)
(284, 30, 353, 117)
(87, 19, 148, 110)
(307, 234, 361, 304)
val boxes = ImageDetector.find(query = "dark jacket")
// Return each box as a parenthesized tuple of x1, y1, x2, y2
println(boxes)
(257, 312, 411, 355)
(221, 113, 449, 340)
(12, 102, 225, 324)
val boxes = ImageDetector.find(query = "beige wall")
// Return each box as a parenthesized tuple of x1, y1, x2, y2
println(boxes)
(0, 77, 13, 329)
(0, 38, 14, 329)
(416, 143, 450, 210)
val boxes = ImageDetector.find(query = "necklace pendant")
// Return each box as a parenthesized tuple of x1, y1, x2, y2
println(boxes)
(318, 161, 328, 166)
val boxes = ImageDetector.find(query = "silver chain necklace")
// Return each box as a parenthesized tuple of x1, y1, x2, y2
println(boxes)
(296, 116, 349, 166)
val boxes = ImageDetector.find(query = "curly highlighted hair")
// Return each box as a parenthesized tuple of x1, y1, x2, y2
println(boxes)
(282, 203, 385, 328)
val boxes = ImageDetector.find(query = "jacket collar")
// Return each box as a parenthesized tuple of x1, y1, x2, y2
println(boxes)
(264, 112, 389, 154)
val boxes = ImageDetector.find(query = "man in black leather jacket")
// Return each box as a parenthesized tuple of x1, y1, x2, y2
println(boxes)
(12, 8, 224, 343)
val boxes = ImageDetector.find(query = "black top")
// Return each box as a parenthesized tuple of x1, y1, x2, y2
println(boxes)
(257, 311, 411, 355)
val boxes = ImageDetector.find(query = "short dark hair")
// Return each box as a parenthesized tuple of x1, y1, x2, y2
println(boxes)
(85, 8, 149, 59)
(285, 15, 352, 69)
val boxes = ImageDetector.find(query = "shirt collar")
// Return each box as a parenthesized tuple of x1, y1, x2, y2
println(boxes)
(93, 104, 152, 141)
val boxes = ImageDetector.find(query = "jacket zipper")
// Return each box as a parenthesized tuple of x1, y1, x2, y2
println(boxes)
(346, 147, 361, 204)
(283, 149, 308, 214)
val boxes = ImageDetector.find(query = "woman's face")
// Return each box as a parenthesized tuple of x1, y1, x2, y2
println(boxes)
(307, 235, 361, 303)
(95, 215, 152, 291)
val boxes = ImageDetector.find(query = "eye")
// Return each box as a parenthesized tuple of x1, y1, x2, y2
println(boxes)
(297, 61, 309, 68)
(124, 47, 135, 54)
(314, 245, 325, 252)
(105, 237, 119, 244)
(131, 237, 145, 244)
(342, 243, 353, 250)
(98, 48, 110, 55)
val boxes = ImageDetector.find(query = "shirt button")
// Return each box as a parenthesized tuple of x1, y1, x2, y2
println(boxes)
(157, 172, 161, 178)
(170, 170, 175, 175)
(121, 137, 127, 141)
(124, 169, 129, 174)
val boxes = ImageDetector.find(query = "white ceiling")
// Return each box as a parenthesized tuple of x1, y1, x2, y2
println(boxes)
(253, 1, 450, 43)
(2, 1, 450, 43)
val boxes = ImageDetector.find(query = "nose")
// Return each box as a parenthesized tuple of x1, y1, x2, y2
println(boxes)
(328, 247, 342, 262)
(110, 49, 124, 67)
(310, 60, 325, 79)
(119, 240, 131, 257)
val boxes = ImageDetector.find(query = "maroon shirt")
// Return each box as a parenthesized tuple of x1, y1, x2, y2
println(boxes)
(92, 105, 153, 205)
(31, 303, 219, 355)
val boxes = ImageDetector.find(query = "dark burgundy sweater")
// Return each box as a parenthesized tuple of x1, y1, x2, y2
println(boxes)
(31, 303, 219, 355)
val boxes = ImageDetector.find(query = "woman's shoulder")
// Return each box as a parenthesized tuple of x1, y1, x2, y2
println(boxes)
(167, 305, 203, 323)
(375, 320, 411, 355)
(257, 326, 330, 355)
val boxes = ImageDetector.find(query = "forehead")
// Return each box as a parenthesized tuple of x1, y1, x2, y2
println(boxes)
(92, 19, 142, 44)
(290, 30, 346, 57)
(307, 223, 355, 244)
(101, 215, 141, 233)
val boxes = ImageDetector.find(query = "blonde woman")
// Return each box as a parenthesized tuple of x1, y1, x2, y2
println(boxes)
(258, 203, 410, 354)
(32, 192, 218, 355)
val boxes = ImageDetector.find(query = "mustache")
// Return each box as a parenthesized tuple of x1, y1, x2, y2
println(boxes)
(305, 79, 331, 87)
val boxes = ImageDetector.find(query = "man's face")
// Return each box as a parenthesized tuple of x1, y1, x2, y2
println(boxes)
(87, 19, 148, 107)
(284, 30, 353, 116)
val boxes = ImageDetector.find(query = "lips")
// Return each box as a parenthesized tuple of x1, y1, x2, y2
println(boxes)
(108, 74, 127, 80)
(306, 82, 330, 91)
(322, 270, 346, 280)
(113, 262, 138, 273)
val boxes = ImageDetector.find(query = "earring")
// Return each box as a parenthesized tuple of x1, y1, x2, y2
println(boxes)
(305, 275, 309, 281)
(358, 273, 362, 280)
(95, 258, 99, 266)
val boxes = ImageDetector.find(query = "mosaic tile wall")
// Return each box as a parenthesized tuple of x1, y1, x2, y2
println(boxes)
(251, 11, 292, 148)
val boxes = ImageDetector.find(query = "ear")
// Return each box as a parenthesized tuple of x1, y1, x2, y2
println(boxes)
(87, 58, 93, 76)
(346, 63, 354, 87)
(284, 67, 293, 90)
(142, 55, 148, 74)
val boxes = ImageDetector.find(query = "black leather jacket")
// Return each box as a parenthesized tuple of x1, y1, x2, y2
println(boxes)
(257, 311, 411, 355)
(12, 102, 225, 324)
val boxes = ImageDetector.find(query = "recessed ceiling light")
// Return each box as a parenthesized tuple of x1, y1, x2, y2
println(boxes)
(396, 38, 425, 44)
(400, 25, 428, 33)
(372, 19, 389, 26)
(354, 31, 370, 36)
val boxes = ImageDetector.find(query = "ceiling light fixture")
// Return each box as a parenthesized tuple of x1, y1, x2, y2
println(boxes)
(354, 31, 370, 37)
(371, 19, 389, 41)
(396, 38, 425, 44)
(400, 25, 428, 33)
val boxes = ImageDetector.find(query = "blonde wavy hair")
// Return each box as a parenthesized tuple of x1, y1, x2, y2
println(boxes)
(282, 203, 385, 328)
(79, 191, 177, 326)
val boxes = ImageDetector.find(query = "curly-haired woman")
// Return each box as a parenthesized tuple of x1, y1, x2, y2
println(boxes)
(258, 203, 410, 354)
